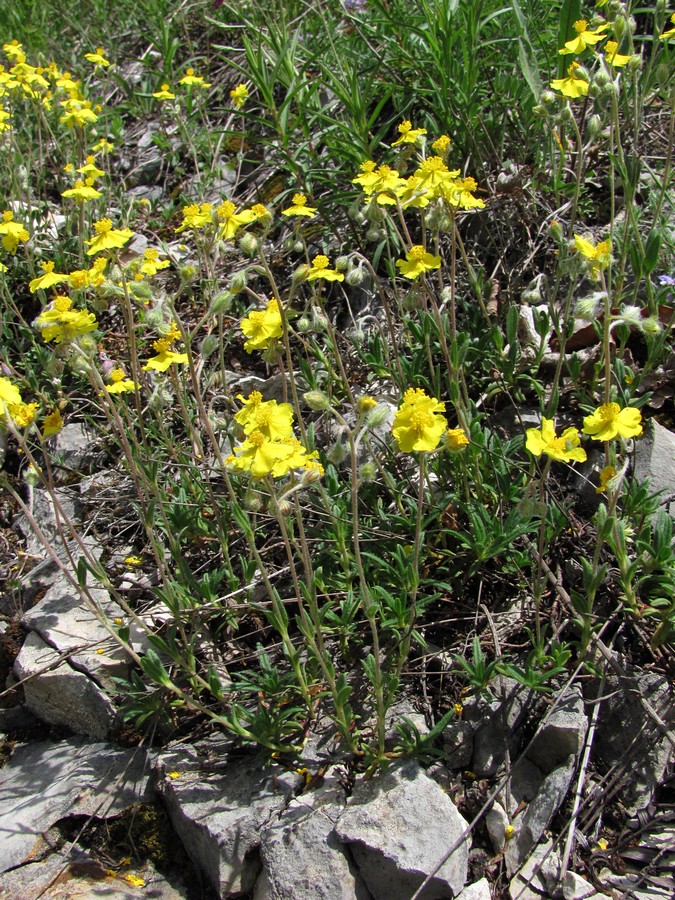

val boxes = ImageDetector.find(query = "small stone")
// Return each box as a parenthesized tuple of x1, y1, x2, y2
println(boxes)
(458, 877, 492, 899)
(486, 801, 510, 854)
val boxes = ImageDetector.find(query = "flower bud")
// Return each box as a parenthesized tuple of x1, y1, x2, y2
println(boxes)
(540, 90, 556, 106)
(594, 69, 611, 89)
(613, 15, 626, 38)
(558, 106, 574, 124)
(243, 489, 262, 512)
(238, 233, 259, 256)
(357, 395, 378, 415)
(276, 498, 293, 517)
(601, 81, 619, 100)
(618, 305, 643, 328)
(293, 240, 304, 254)
(23, 463, 42, 487)
(209, 290, 234, 315)
(365, 227, 383, 242)
(148, 382, 173, 412)
(327, 441, 348, 465)
(296, 316, 311, 333)
(200, 334, 219, 359)
(292, 264, 310, 284)
(640, 316, 662, 335)
(312, 310, 329, 332)
(549, 220, 563, 241)
(301, 465, 323, 485)
(358, 461, 376, 483)
(587, 114, 603, 139)
(179, 263, 198, 282)
(655, 63, 670, 85)
(366, 405, 390, 429)
(229, 271, 247, 294)
(335, 255, 350, 272)
(575, 293, 603, 320)
(304, 390, 331, 411)
(346, 266, 366, 287)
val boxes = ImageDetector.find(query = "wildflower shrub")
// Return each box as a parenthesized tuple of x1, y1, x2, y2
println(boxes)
(0, 0, 674, 771)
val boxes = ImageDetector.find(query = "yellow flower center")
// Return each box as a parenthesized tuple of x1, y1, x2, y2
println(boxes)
(312, 255, 329, 270)
(94, 217, 112, 235)
(218, 201, 236, 219)
(2, 211, 13, 222)
(410, 410, 433, 434)
(419, 157, 447, 174)
(408, 246, 427, 261)
(248, 431, 266, 447)
(398, 120, 412, 134)
(597, 402, 620, 423)
(110, 368, 126, 382)
(53, 296, 72, 312)
(42, 261, 55, 273)
(292, 193, 307, 205)
(574, 19, 588, 33)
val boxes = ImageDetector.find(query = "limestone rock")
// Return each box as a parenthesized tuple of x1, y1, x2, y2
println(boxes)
(156, 744, 302, 897)
(509, 840, 560, 900)
(0, 738, 152, 875)
(634, 420, 675, 517)
(255, 780, 369, 900)
(13, 632, 117, 738)
(458, 878, 492, 899)
(335, 759, 470, 899)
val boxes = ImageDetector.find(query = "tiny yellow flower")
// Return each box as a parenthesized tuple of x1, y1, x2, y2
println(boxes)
(357, 395, 378, 414)
(281, 193, 317, 218)
(84, 48, 110, 67)
(230, 83, 249, 107)
(61, 178, 102, 202)
(216, 200, 255, 240)
(582, 403, 642, 442)
(504, 825, 516, 841)
(432, 134, 452, 156)
(42, 408, 64, 436)
(179, 68, 210, 88)
(167, 771, 182, 779)
(124, 555, 144, 566)
(445, 428, 470, 452)
(596, 464, 616, 494)
(8, 402, 38, 427)
(77, 156, 105, 179)
(525, 418, 587, 463)
(0, 210, 29, 253)
(153, 83, 176, 100)
(176, 202, 213, 234)
(85, 218, 134, 255)
(395, 245, 441, 280)
(551, 62, 589, 99)
(143, 337, 188, 372)
(106, 368, 138, 394)
(392, 388, 448, 453)
(660, 13, 675, 40)
(603, 41, 631, 68)
(35, 296, 98, 344)
(306, 255, 344, 282)
(240, 297, 283, 353)
(29, 261, 68, 293)
(559, 19, 610, 55)
(574, 235, 612, 280)
(391, 119, 427, 147)
(124, 874, 145, 888)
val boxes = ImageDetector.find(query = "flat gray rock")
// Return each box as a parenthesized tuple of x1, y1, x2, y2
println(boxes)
(156, 744, 302, 897)
(634, 420, 675, 517)
(458, 878, 491, 899)
(13, 632, 117, 738)
(335, 759, 470, 899)
(0, 738, 152, 875)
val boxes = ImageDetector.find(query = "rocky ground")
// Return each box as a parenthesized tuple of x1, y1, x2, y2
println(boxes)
(1, 418, 673, 900)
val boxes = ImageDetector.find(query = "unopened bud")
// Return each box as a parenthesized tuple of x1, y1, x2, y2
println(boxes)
(365, 227, 383, 242)
(238, 233, 259, 256)
(293, 240, 304, 254)
(641, 316, 662, 335)
(587, 114, 603, 139)
(296, 316, 311, 333)
(327, 441, 348, 465)
(614, 15, 626, 39)
(243, 490, 262, 512)
(335, 255, 350, 272)
(358, 461, 376, 483)
(293, 264, 310, 284)
(276, 498, 292, 517)
(209, 290, 234, 314)
(304, 390, 331, 411)
(201, 334, 219, 358)
(366, 405, 390, 429)
(229, 271, 247, 294)
(312, 310, 329, 332)
(180, 263, 197, 282)
(540, 90, 556, 106)
(346, 266, 366, 287)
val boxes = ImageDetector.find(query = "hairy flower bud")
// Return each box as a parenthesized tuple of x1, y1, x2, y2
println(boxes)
(304, 390, 331, 411)
(346, 266, 366, 287)
(209, 291, 234, 315)
(229, 271, 247, 294)
(641, 316, 662, 335)
(358, 461, 376, 483)
(238, 233, 259, 256)
(296, 316, 311, 333)
(365, 227, 383, 243)
(366, 405, 391, 429)
(335, 255, 350, 272)
(587, 114, 603, 139)
(327, 441, 348, 465)
(200, 334, 219, 359)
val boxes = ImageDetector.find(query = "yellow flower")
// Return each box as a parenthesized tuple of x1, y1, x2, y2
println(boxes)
(106, 368, 138, 394)
(143, 337, 188, 372)
(84, 48, 110, 67)
(3, 41, 25, 62)
(0, 376, 22, 409)
(8, 402, 38, 427)
(432, 134, 452, 156)
(29, 261, 68, 293)
(392, 388, 448, 453)
(42, 408, 64, 436)
(59, 98, 98, 127)
(357, 395, 378, 414)
(559, 19, 609, 55)
(61, 178, 102, 202)
(391, 119, 427, 146)
(179, 68, 210, 88)
(352, 163, 406, 204)
(281, 193, 317, 218)
(582, 403, 642, 441)
(574, 234, 612, 280)
(0, 107, 11, 133)
(441, 176, 485, 210)
(240, 297, 283, 353)
(216, 200, 256, 240)
(167, 771, 182, 779)
(85, 218, 133, 255)
(550, 62, 589, 98)
(124, 555, 143, 566)
(228, 432, 320, 479)
(414, 156, 459, 196)
(604, 41, 631, 68)
(153, 83, 176, 100)
(445, 428, 470, 452)
(0, 210, 29, 253)
(176, 202, 213, 234)
(525, 418, 587, 463)
(234, 392, 294, 440)
(230, 83, 249, 107)
(91, 138, 113, 154)
(124, 874, 145, 888)
(659, 12, 675, 40)
(596, 464, 616, 494)
(139, 248, 170, 277)
(36, 296, 98, 344)
(395, 245, 441, 280)
(77, 156, 105, 179)
(306, 255, 344, 282)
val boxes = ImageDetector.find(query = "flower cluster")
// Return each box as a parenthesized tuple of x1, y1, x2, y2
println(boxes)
(240, 297, 283, 353)
(227, 391, 323, 479)
(392, 388, 448, 453)
(35, 296, 98, 344)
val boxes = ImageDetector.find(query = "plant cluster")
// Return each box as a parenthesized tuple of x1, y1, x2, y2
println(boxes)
(0, 0, 673, 772)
